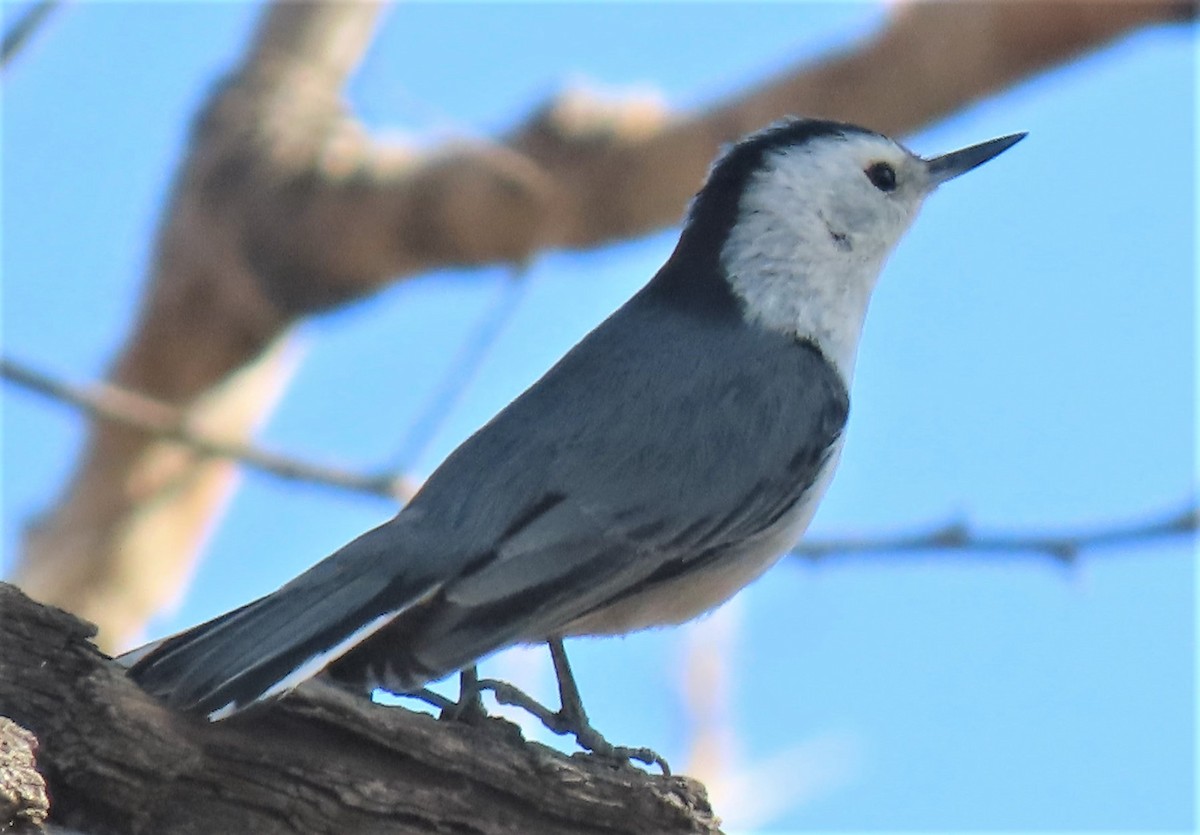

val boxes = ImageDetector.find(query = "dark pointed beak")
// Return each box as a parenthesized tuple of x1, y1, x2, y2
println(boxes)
(925, 132, 1027, 187)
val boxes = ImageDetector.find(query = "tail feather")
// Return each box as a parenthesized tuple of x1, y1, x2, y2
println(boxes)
(123, 524, 436, 719)
(117, 601, 252, 673)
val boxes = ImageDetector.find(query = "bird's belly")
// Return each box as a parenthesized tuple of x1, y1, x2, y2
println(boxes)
(561, 440, 844, 636)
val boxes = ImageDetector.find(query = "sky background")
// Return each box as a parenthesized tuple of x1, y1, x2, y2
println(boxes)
(2, 3, 1195, 832)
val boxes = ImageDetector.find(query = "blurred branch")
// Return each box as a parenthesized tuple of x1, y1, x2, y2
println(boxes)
(1, 0, 59, 69)
(13, 3, 390, 650)
(14, 0, 1192, 651)
(792, 504, 1199, 562)
(1, 357, 413, 502)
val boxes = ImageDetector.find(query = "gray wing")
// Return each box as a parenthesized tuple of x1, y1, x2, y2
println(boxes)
(371, 285, 849, 680)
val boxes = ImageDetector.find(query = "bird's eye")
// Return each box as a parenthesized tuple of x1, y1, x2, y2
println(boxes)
(865, 162, 897, 192)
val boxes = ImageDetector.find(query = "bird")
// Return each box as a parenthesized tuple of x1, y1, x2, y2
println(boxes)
(123, 117, 1025, 767)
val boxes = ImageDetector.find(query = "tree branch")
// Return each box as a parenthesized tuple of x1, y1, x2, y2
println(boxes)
(0, 717, 48, 833)
(12, 0, 1193, 650)
(1, 0, 60, 69)
(791, 503, 1199, 562)
(1, 356, 413, 502)
(8, 351, 1193, 568)
(0, 583, 719, 835)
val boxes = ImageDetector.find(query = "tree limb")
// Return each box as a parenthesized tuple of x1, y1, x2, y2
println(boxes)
(0, 583, 719, 835)
(0, 356, 413, 502)
(0, 717, 48, 833)
(6, 354, 1193, 567)
(1, 0, 60, 69)
(792, 503, 1199, 562)
(12, 0, 1193, 650)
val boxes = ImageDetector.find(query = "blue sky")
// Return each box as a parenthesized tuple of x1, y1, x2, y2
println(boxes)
(2, 3, 1195, 831)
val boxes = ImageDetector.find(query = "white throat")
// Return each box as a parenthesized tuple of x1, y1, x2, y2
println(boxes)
(722, 230, 883, 383)
(717, 140, 911, 383)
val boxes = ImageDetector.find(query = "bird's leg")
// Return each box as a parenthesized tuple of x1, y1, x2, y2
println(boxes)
(549, 638, 671, 773)
(439, 665, 487, 723)
(446, 662, 487, 719)
(398, 667, 485, 722)
(480, 638, 670, 774)
(547, 637, 593, 738)
(408, 687, 457, 712)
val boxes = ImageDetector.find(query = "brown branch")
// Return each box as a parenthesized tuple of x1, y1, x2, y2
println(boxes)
(0, 583, 720, 835)
(0, 356, 413, 502)
(13, 0, 1193, 651)
(502, 0, 1198, 249)
(0, 717, 48, 833)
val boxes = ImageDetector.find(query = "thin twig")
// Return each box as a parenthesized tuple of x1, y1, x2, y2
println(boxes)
(0, 356, 414, 502)
(388, 265, 531, 473)
(791, 504, 1199, 563)
(1, 0, 60, 69)
(4, 355, 1194, 562)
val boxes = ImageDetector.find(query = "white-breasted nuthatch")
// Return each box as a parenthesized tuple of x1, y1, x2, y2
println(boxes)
(124, 117, 1024, 766)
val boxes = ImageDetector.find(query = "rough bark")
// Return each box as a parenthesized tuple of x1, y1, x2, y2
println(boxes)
(0, 583, 719, 835)
(0, 716, 49, 833)
(12, 0, 1194, 650)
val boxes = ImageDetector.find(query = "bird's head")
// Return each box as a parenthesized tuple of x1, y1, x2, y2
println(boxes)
(677, 117, 1025, 379)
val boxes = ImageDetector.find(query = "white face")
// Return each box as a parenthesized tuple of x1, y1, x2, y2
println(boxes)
(721, 132, 933, 382)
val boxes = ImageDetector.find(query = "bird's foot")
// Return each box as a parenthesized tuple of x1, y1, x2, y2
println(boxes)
(400, 668, 486, 724)
(405, 687, 456, 712)
(478, 676, 670, 775)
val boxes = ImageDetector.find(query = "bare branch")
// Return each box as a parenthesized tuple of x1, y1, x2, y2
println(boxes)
(1, 356, 413, 502)
(1, 0, 59, 69)
(0, 717, 48, 832)
(388, 267, 532, 473)
(8, 351, 1193, 568)
(792, 504, 1199, 563)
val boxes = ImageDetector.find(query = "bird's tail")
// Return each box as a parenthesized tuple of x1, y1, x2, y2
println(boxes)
(121, 523, 433, 720)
